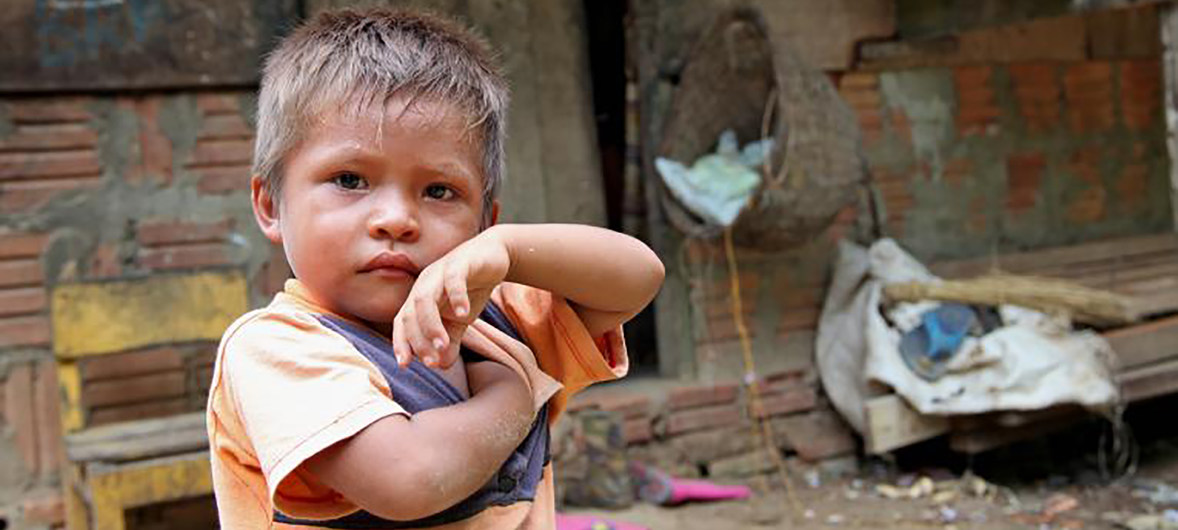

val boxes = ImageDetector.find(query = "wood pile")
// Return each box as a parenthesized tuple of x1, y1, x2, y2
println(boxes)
(866, 232, 1178, 455)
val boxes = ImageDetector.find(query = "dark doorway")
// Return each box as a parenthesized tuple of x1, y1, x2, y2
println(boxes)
(583, 0, 658, 374)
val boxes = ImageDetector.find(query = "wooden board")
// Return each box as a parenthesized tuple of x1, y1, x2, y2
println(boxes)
(0, 0, 298, 92)
(1104, 315, 1178, 369)
(864, 394, 950, 454)
(1119, 358, 1178, 402)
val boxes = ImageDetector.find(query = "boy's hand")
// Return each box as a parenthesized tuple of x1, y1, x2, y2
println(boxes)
(392, 229, 510, 368)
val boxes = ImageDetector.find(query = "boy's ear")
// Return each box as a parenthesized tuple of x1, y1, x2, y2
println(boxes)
(489, 200, 500, 226)
(251, 175, 283, 244)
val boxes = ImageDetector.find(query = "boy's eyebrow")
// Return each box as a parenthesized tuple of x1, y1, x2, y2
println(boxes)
(420, 161, 477, 182)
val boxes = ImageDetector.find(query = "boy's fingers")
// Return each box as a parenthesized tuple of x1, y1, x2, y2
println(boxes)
(412, 295, 447, 366)
(391, 314, 410, 367)
(403, 307, 434, 366)
(444, 265, 470, 320)
(436, 320, 465, 369)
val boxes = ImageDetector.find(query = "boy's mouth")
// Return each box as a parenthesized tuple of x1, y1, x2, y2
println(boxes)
(359, 252, 420, 278)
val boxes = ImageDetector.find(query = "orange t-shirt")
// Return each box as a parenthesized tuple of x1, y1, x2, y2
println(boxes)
(206, 280, 627, 529)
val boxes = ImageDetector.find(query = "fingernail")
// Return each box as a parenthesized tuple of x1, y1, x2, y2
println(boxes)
(424, 356, 437, 367)
(432, 338, 445, 351)
(455, 306, 468, 317)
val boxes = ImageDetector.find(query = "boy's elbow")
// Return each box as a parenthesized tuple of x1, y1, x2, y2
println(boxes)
(363, 456, 452, 521)
(640, 246, 666, 301)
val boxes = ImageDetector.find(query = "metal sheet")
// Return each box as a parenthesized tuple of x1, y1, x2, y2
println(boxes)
(0, 0, 298, 92)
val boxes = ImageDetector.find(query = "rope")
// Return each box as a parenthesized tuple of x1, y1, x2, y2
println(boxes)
(723, 227, 804, 518)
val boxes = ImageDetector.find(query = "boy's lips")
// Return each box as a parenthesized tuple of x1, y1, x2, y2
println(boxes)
(359, 252, 420, 277)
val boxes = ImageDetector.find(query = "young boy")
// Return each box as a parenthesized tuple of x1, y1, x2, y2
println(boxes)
(205, 8, 664, 530)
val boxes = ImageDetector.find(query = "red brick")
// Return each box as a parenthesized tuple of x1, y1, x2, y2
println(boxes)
(8, 98, 92, 124)
(137, 243, 231, 270)
(0, 177, 102, 214)
(839, 73, 878, 90)
(568, 392, 652, 419)
(623, 418, 653, 444)
(664, 403, 742, 436)
(137, 217, 233, 247)
(0, 259, 43, 288)
(0, 287, 46, 317)
(88, 244, 122, 279)
(5, 363, 37, 471)
(1006, 153, 1046, 211)
(752, 384, 817, 419)
(839, 88, 881, 109)
(255, 246, 292, 298)
(669, 383, 739, 411)
(0, 232, 49, 259)
(1067, 186, 1107, 223)
(195, 166, 251, 194)
(777, 409, 857, 461)
(89, 398, 190, 426)
(199, 114, 254, 139)
(127, 97, 173, 185)
(196, 93, 241, 115)
(0, 123, 97, 152)
(85, 371, 187, 408)
(942, 158, 973, 187)
(81, 346, 186, 381)
(188, 139, 252, 167)
(21, 492, 64, 525)
(954, 66, 992, 87)
(1117, 163, 1149, 207)
(0, 315, 51, 348)
(34, 361, 61, 475)
(0, 149, 101, 180)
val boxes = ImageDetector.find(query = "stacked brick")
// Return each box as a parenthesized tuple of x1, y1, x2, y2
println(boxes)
(0, 91, 272, 526)
(558, 373, 857, 488)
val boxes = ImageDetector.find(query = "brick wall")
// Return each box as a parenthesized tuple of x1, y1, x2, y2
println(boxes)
(555, 373, 858, 499)
(0, 91, 283, 523)
(840, 57, 1170, 262)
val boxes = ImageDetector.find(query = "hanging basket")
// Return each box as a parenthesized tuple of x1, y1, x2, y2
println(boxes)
(657, 7, 864, 251)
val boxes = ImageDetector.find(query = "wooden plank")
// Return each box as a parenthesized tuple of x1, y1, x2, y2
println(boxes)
(1105, 315, 1178, 369)
(1118, 358, 1178, 402)
(931, 233, 1178, 278)
(51, 270, 248, 359)
(68, 425, 207, 463)
(0, 0, 297, 91)
(88, 452, 212, 510)
(864, 394, 950, 454)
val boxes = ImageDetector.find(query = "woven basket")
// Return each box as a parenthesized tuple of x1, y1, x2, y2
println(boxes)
(658, 8, 864, 250)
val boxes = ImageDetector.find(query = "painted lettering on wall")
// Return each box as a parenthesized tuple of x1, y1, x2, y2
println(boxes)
(34, 0, 167, 68)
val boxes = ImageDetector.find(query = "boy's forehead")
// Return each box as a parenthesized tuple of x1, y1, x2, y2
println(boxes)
(315, 94, 475, 137)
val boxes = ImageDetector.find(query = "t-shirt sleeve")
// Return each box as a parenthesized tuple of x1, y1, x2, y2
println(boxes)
(219, 309, 406, 520)
(492, 283, 629, 421)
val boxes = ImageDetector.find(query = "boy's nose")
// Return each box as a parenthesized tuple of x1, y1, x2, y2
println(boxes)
(367, 198, 420, 241)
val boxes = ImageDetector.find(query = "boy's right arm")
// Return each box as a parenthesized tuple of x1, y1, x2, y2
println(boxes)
(303, 360, 532, 521)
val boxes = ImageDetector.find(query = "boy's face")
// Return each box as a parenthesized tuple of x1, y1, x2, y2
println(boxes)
(253, 96, 491, 334)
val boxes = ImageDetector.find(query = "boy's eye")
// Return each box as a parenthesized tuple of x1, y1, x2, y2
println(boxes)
(424, 184, 456, 200)
(332, 173, 367, 190)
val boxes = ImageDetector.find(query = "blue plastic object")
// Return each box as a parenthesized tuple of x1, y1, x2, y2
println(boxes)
(898, 303, 977, 381)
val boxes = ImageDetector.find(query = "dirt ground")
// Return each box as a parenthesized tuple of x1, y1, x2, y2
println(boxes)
(562, 396, 1178, 529)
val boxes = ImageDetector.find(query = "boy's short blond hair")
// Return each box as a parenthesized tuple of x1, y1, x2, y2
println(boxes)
(253, 8, 508, 225)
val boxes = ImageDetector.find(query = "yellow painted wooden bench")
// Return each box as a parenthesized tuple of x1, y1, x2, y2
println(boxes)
(51, 271, 248, 530)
